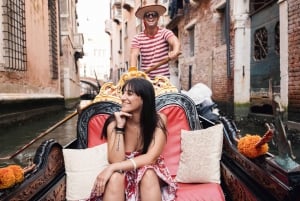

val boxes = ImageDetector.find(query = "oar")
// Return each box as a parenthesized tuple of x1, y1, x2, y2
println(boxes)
(144, 52, 181, 74)
(0, 105, 86, 160)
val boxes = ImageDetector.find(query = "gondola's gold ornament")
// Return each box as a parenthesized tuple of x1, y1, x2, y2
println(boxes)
(93, 66, 177, 104)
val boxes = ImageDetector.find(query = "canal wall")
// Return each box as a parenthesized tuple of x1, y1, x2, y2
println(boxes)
(0, 94, 78, 128)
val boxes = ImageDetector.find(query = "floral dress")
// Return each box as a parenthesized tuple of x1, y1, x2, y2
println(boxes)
(89, 151, 177, 201)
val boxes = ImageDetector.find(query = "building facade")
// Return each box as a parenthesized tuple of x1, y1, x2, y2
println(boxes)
(106, 0, 300, 123)
(0, 0, 83, 126)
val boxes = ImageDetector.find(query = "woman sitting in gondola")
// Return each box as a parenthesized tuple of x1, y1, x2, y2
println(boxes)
(89, 77, 177, 201)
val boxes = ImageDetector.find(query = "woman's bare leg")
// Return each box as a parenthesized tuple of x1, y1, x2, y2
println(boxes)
(103, 172, 125, 201)
(140, 169, 162, 201)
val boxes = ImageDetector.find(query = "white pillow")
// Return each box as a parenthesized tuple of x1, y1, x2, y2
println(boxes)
(63, 143, 108, 201)
(176, 124, 223, 184)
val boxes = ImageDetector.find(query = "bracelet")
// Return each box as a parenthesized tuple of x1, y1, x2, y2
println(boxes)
(129, 158, 137, 170)
(116, 130, 125, 134)
(115, 169, 124, 174)
(115, 127, 125, 132)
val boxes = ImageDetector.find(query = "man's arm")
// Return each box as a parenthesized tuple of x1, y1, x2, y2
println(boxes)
(167, 35, 181, 60)
(130, 47, 140, 67)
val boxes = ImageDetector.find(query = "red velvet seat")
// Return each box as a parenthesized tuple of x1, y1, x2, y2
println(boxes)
(157, 94, 225, 201)
(176, 183, 224, 201)
(87, 114, 108, 147)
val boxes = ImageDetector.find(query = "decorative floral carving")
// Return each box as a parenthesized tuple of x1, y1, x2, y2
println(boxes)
(93, 67, 178, 104)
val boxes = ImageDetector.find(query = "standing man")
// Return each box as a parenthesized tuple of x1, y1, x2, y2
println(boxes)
(130, 1, 181, 79)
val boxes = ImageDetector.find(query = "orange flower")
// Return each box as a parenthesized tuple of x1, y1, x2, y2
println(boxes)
(0, 167, 16, 189)
(9, 165, 24, 183)
(237, 134, 269, 158)
(0, 165, 25, 189)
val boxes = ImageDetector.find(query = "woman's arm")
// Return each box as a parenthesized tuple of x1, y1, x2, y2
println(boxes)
(106, 111, 133, 163)
(106, 121, 126, 163)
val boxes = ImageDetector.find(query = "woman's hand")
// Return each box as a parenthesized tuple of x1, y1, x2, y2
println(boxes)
(92, 166, 114, 196)
(114, 111, 132, 128)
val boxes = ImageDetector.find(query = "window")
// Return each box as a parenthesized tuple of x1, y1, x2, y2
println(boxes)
(48, 0, 58, 79)
(94, 49, 106, 57)
(2, 0, 27, 71)
(274, 22, 279, 54)
(254, 27, 268, 60)
(188, 26, 195, 57)
(125, 61, 129, 71)
(119, 30, 122, 52)
(250, 0, 276, 15)
(217, 8, 226, 45)
(125, 22, 128, 38)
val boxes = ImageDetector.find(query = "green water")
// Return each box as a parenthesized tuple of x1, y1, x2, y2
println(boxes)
(0, 110, 78, 166)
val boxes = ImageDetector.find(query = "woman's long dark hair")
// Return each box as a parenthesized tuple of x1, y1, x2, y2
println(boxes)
(102, 78, 166, 154)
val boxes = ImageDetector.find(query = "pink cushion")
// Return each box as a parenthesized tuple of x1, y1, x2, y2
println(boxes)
(159, 105, 190, 176)
(176, 183, 225, 201)
(88, 114, 108, 147)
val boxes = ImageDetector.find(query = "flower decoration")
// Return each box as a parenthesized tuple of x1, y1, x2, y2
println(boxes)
(237, 134, 269, 158)
(0, 165, 24, 189)
(9, 165, 24, 183)
(237, 123, 274, 159)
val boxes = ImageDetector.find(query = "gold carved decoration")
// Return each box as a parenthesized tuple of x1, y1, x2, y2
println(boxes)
(93, 67, 178, 104)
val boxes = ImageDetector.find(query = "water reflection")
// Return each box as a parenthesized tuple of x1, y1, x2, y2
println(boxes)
(0, 110, 78, 166)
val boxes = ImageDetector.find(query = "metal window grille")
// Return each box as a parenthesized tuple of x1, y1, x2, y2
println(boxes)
(254, 27, 268, 60)
(48, 0, 58, 79)
(2, 0, 27, 71)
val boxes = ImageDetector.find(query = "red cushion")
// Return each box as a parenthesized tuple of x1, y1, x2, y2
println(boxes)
(159, 105, 190, 176)
(87, 114, 108, 147)
(176, 183, 225, 201)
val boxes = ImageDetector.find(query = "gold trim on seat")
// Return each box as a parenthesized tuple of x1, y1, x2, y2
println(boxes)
(93, 67, 178, 104)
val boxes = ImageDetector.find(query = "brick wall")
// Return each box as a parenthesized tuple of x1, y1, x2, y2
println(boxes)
(288, 0, 300, 121)
(178, 0, 233, 106)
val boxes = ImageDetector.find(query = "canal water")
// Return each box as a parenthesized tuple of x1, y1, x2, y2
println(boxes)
(0, 100, 92, 167)
(0, 110, 77, 166)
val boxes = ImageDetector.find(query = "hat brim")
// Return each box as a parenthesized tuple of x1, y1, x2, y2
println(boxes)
(135, 5, 166, 19)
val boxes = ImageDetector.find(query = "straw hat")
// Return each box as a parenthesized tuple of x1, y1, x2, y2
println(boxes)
(135, 1, 166, 19)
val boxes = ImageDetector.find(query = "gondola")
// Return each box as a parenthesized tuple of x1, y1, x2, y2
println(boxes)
(0, 67, 299, 201)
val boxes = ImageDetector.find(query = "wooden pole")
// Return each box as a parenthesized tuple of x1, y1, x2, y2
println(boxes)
(144, 57, 170, 73)
(144, 52, 181, 74)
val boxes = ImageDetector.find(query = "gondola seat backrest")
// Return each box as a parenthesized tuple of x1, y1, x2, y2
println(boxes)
(156, 93, 225, 201)
(76, 101, 121, 148)
(155, 93, 202, 175)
